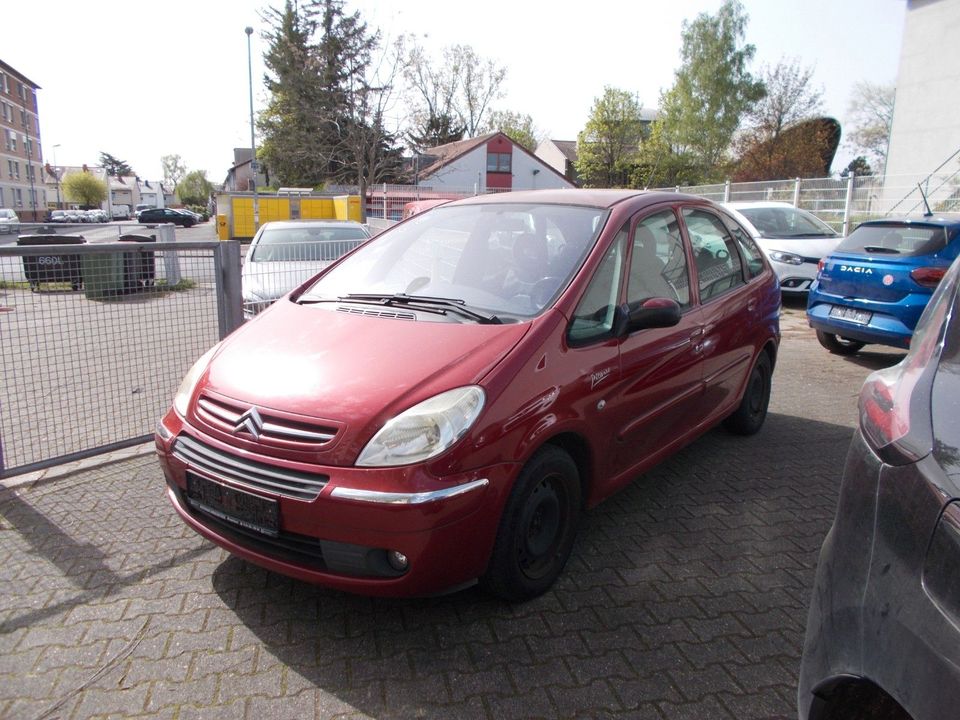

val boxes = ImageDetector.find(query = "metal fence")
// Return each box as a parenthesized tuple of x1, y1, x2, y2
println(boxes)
(0, 239, 242, 477)
(350, 171, 960, 233)
(659, 172, 960, 234)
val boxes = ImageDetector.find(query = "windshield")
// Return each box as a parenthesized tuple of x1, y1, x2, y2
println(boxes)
(251, 225, 369, 262)
(302, 203, 606, 318)
(737, 206, 837, 238)
(837, 222, 950, 257)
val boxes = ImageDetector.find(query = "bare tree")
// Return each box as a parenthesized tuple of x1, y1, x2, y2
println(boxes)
(404, 41, 506, 141)
(846, 81, 895, 173)
(747, 59, 823, 136)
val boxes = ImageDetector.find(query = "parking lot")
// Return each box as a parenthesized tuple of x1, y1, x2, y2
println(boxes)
(0, 300, 906, 720)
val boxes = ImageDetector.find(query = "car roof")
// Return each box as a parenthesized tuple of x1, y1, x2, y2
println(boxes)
(260, 219, 366, 229)
(725, 201, 799, 210)
(445, 188, 703, 210)
(857, 216, 960, 230)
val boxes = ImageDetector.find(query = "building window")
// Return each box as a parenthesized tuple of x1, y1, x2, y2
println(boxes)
(486, 152, 512, 173)
(27, 164, 35, 181)
(4, 129, 14, 152)
(0, 72, 7, 94)
(14, 188, 23, 207)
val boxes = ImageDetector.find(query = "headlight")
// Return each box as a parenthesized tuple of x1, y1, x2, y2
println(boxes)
(769, 250, 804, 266)
(173, 344, 219, 417)
(357, 386, 485, 467)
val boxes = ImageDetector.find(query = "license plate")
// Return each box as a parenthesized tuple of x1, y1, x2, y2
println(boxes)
(829, 305, 872, 325)
(186, 473, 279, 536)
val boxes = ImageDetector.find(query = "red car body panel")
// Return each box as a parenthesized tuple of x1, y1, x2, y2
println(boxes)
(156, 189, 781, 597)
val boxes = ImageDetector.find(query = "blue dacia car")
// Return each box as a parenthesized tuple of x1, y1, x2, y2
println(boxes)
(807, 217, 960, 354)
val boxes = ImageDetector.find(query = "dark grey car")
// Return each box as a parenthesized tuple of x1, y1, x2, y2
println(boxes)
(799, 255, 960, 719)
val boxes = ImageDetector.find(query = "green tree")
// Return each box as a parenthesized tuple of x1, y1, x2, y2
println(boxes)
(657, 0, 765, 181)
(63, 171, 108, 207)
(406, 113, 466, 151)
(161, 154, 187, 188)
(575, 87, 646, 188)
(482, 110, 540, 152)
(99, 151, 134, 177)
(176, 170, 214, 206)
(841, 155, 873, 177)
(257, 0, 326, 186)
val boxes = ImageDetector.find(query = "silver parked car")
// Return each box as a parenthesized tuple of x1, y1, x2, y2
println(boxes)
(723, 201, 841, 295)
(799, 254, 960, 720)
(0, 207, 20, 234)
(241, 220, 371, 319)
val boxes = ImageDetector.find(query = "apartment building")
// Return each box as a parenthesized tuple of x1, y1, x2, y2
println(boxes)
(0, 60, 46, 221)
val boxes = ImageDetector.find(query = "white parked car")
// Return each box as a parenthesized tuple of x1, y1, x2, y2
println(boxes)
(241, 220, 371, 319)
(723, 201, 841, 295)
(0, 208, 20, 234)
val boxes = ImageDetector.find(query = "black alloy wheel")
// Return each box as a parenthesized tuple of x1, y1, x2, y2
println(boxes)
(482, 446, 581, 601)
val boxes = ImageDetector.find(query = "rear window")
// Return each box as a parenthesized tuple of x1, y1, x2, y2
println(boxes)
(838, 223, 950, 257)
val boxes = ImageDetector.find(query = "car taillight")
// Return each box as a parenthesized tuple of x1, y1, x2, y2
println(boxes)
(859, 272, 953, 464)
(817, 258, 826, 274)
(911, 266, 947, 289)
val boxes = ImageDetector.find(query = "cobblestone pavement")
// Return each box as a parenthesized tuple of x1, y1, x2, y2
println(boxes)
(0, 301, 907, 720)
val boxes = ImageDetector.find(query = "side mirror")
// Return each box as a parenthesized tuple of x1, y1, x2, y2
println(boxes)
(618, 297, 682, 336)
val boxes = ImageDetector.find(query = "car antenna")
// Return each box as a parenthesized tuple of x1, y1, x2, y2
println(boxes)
(917, 183, 934, 217)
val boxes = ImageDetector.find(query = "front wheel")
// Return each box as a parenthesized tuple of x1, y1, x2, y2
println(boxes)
(816, 330, 865, 355)
(481, 446, 581, 601)
(723, 351, 772, 436)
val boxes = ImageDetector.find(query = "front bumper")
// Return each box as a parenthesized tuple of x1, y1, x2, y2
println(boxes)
(155, 410, 514, 596)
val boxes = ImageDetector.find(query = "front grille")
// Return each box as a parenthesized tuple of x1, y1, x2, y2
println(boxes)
(172, 434, 328, 500)
(196, 395, 337, 446)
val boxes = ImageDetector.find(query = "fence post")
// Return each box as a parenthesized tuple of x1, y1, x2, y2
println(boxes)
(841, 173, 855, 237)
(793, 178, 801, 207)
(158, 223, 181, 286)
(724, 179, 731, 202)
(215, 241, 244, 338)
(382, 183, 387, 219)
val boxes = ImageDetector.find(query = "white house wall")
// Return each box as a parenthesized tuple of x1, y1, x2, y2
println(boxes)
(511, 149, 571, 190)
(884, 0, 960, 184)
(425, 143, 574, 192)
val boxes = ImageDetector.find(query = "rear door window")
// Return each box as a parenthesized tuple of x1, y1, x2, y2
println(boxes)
(838, 223, 951, 257)
(682, 208, 746, 302)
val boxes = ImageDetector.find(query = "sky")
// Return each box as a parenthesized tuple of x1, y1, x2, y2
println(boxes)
(3, 0, 906, 184)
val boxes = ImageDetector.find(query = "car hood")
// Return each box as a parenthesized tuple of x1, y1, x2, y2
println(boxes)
(198, 297, 532, 462)
(755, 236, 841, 261)
(242, 261, 333, 301)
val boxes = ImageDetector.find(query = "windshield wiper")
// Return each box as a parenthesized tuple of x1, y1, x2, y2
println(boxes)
(862, 245, 901, 254)
(342, 293, 501, 324)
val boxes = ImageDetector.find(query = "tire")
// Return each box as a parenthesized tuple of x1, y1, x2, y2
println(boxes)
(723, 351, 772, 436)
(816, 330, 866, 355)
(481, 446, 581, 601)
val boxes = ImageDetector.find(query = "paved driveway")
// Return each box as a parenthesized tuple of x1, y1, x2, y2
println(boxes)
(0, 302, 906, 720)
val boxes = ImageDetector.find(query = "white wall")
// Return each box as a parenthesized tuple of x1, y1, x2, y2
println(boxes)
(885, 0, 960, 180)
(512, 149, 573, 190)
(424, 143, 575, 192)
(535, 141, 568, 176)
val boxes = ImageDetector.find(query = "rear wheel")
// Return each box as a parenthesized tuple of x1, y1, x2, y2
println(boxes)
(481, 446, 580, 601)
(816, 330, 865, 355)
(723, 351, 772, 436)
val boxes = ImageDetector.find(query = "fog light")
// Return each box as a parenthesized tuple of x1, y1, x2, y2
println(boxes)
(387, 550, 409, 571)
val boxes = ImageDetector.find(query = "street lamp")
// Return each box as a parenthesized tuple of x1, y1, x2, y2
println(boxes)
(53, 144, 61, 209)
(245, 26, 259, 233)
